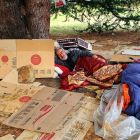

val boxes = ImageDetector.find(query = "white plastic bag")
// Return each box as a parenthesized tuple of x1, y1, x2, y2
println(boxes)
(93, 84, 140, 140)
(55, 0, 66, 8)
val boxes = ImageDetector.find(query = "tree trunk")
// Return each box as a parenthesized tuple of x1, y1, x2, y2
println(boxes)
(0, 0, 28, 39)
(24, 0, 51, 39)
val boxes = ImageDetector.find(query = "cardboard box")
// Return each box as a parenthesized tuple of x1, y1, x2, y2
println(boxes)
(16, 40, 54, 78)
(0, 40, 17, 79)
(3, 87, 83, 133)
(57, 38, 92, 51)
(0, 39, 54, 79)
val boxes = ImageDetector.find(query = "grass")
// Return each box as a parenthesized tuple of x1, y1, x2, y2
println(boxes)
(50, 14, 87, 36)
(50, 12, 140, 36)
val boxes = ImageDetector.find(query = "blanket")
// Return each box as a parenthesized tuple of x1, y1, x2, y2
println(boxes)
(60, 56, 124, 91)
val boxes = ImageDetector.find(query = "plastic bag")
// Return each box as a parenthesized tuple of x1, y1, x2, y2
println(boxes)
(93, 84, 140, 140)
(55, 0, 66, 8)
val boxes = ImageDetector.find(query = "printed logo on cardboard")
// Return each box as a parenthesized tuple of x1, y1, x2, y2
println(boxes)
(40, 105, 52, 112)
(1, 55, 9, 63)
(31, 54, 41, 65)
(39, 132, 55, 140)
(19, 96, 31, 103)
(33, 105, 54, 127)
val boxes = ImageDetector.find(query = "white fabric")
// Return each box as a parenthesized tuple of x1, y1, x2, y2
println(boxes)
(55, 67, 63, 75)
(53, 71, 59, 78)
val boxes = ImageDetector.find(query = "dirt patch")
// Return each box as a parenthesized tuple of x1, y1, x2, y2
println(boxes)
(92, 45, 116, 50)
(50, 30, 140, 46)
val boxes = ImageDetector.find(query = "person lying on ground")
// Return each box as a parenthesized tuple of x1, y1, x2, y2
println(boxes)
(55, 47, 106, 71)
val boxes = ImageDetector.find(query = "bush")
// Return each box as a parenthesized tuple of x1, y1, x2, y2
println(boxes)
(51, 0, 140, 33)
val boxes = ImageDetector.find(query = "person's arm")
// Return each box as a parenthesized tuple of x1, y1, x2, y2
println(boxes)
(71, 49, 106, 63)
(73, 49, 94, 57)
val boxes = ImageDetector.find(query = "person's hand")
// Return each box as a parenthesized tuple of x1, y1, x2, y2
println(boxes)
(92, 55, 106, 63)
(97, 57, 106, 63)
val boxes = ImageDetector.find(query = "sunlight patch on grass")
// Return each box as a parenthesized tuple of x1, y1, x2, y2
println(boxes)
(50, 14, 87, 35)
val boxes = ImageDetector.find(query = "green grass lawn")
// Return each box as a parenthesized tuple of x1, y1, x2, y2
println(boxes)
(50, 14, 87, 36)
(50, 12, 140, 36)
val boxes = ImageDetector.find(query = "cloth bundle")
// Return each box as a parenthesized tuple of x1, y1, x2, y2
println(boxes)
(121, 60, 140, 120)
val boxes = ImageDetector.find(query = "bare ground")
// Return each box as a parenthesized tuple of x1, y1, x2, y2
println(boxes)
(50, 30, 140, 50)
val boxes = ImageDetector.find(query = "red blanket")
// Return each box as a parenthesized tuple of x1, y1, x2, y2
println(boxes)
(60, 56, 107, 91)
(76, 55, 108, 76)
(59, 56, 128, 91)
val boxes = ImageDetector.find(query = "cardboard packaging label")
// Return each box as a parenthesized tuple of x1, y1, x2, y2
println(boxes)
(3, 87, 83, 133)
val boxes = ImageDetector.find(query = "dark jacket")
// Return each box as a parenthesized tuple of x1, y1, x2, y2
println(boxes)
(55, 49, 94, 71)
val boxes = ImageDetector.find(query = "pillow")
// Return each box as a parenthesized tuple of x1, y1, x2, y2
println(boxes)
(55, 63, 69, 74)
(93, 64, 123, 82)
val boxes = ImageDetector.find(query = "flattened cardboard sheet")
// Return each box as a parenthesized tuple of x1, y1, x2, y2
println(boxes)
(0, 134, 15, 140)
(51, 96, 99, 140)
(16, 130, 41, 140)
(111, 45, 140, 62)
(16, 96, 99, 140)
(110, 54, 140, 62)
(0, 85, 42, 113)
(3, 87, 83, 133)
(0, 81, 17, 95)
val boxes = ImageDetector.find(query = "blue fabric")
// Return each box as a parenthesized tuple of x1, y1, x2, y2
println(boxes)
(121, 59, 140, 120)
